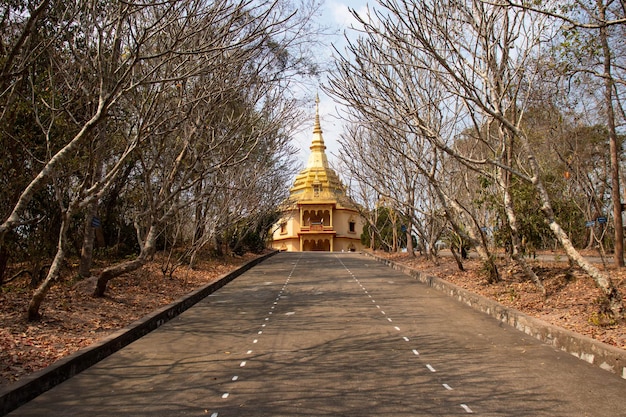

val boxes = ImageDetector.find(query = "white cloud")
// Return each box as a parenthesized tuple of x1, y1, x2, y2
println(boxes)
(327, 0, 370, 29)
(328, 1, 358, 27)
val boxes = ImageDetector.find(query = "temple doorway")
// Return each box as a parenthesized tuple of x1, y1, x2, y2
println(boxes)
(303, 238, 331, 251)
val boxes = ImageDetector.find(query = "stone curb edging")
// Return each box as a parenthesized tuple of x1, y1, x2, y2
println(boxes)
(363, 251, 626, 380)
(0, 251, 278, 416)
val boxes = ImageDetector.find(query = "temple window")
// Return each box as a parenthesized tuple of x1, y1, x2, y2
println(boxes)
(313, 184, 321, 196)
(349, 221, 355, 233)
(280, 222, 287, 234)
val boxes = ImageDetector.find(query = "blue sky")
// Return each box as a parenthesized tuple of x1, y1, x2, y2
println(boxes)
(292, 0, 370, 167)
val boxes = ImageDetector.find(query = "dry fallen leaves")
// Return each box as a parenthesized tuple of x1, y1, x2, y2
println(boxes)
(0, 253, 261, 387)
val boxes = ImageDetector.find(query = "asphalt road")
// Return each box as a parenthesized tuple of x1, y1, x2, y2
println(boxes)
(9, 252, 626, 416)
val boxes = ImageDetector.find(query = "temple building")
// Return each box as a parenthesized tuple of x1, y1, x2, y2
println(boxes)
(270, 97, 365, 252)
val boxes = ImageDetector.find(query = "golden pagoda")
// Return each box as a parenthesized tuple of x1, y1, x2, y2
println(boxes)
(270, 96, 365, 252)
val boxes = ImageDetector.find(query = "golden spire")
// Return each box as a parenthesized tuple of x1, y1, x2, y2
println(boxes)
(313, 93, 322, 134)
(308, 93, 326, 164)
(288, 95, 345, 201)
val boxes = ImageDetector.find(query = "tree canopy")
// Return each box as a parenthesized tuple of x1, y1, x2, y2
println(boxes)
(325, 0, 625, 318)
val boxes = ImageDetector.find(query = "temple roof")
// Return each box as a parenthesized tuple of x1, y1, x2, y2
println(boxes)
(288, 96, 346, 203)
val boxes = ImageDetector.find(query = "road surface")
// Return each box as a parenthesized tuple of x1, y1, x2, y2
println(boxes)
(9, 252, 626, 416)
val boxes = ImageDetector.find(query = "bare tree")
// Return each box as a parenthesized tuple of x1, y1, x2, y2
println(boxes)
(501, 0, 626, 266)
(326, 8, 501, 279)
(10, 0, 316, 318)
(91, 0, 312, 297)
(326, 0, 622, 316)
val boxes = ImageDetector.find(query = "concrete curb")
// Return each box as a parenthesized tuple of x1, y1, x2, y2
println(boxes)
(0, 251, 278, 416)
(363, 251, 626, 380)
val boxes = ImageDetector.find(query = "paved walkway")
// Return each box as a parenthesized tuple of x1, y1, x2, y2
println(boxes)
(8, 252, 626, 416)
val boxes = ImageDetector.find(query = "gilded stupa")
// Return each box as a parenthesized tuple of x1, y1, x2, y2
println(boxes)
(270, 96, 364, 252)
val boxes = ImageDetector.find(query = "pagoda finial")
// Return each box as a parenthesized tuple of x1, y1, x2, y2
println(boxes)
(313, 93, 322, 134)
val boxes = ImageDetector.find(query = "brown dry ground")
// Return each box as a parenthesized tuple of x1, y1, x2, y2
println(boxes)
(1, 249, 625, 390)
(0, 252, 262, 388)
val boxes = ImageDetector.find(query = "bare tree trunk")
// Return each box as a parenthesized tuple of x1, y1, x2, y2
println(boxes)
(390, 209, 398, 252)
(27, 246, 65, 320)
(424, 242, 437, 263)
(499, 167, 546, 295)
(448, 233, 465, 271)
(79, 200, 98, 277)
(504, 193, 546, 295)
(0, 105, 104, 248)
(27, 203, 74, 320)
(93, 225, 158, 297)
(598, 2, 624, 267)
(519, 134, 624, 317)
(188, 244, 201, 270)
(404, 189, 415, 256)
(371, 209, 377, 250)
(547, 209, 623, 317)
(451, 198, 500, 282)
(0, 246, 8, 285)
(406, 227, 414, 255)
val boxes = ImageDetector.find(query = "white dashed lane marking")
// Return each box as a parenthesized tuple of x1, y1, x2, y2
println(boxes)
(221, 256, 475, 415)
(335, 255, 475, 415)
(214, 255, 303, 415)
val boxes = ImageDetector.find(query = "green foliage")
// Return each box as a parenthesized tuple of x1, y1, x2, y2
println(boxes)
(441, 228, 471, 258)
(476, 172, 589, 252)
(361, 206, 408, 252)
(472, 104, 601, 253)
(226, 210, 282, 256)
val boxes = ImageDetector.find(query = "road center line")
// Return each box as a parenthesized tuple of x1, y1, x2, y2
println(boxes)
(460, 404, 473, 413)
